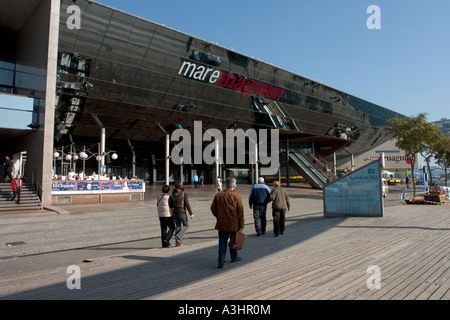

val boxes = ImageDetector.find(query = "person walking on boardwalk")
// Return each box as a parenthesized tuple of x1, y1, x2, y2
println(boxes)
(169, 181, 194, 247)
(216, 176, 223, 192)
(193, 173, 199, 188)
(249, 177, 271, 236)
(157, 185, 175, 248)
(211, 176, 244, 269)
(268, 181, 290, 237)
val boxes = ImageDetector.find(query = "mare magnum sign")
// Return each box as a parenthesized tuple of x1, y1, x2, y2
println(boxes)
(178, 59, 285, 101)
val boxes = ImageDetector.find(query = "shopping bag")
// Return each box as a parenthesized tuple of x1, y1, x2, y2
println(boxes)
(229, 231, 245, 250)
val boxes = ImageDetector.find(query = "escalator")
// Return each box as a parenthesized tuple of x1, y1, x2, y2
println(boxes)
(252, 97, 299, 130)
(289, 151, 329, 190)
(252, 96, 332, 189)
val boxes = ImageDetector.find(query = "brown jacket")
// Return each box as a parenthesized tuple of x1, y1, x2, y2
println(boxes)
(269, 186, 290, 210)
(211, 189, 244, 232)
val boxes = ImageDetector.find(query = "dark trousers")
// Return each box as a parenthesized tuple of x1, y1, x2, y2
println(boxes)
(218, 231, 238, 263)
(272, 209, 286, 235)
(253, 205, 267, 234)
(159, 217, 175, 247)
(4, 171, 12, 182)
(11, 190, 21, 204)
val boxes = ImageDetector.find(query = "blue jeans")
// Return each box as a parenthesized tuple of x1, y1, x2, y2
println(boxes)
(253, 205, 267, 234)
(174, 213, 189, 240)
(218, 231, 238, 263)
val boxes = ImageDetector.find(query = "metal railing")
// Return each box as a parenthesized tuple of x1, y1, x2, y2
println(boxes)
(289, 151, 327, 189)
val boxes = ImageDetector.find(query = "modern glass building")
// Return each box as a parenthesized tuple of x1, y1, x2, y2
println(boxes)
(435, 118, 450, 136)
(0, 0, 403, 207)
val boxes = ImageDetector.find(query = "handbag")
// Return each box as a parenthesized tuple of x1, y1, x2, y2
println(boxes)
(229, 231, 245, 250)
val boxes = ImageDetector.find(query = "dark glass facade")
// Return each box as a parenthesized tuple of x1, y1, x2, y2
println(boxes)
(56, 0, 402, 182)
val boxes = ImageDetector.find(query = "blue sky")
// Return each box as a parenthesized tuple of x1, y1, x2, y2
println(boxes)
(98, 0, 449, 122)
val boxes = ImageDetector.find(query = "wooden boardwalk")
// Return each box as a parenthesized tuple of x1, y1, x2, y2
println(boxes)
(0, 204, 448, 300)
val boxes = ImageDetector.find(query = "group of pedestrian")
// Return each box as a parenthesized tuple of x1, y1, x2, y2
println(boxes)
(192, 174, 205, 189)
(249, 177, 290, 237)
(156, 181, 194, 248)
(211, 176, 289, 268)
(155, 176, 290, 270)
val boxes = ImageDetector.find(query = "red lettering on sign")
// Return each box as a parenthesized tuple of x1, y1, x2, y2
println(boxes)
(179, 60, 284, 101)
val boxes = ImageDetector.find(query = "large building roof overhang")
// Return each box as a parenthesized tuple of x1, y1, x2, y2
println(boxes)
(54, 0, 402, 158)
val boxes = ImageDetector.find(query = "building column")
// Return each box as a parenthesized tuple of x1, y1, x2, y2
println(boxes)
(286, 135, 290, 187)
(165, 134, 170, 184)
(42, 0, 61, 206)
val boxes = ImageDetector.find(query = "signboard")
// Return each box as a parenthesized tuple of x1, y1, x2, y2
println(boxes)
(52, 180, 145, 194)
(346, 139, 419, 170)
(324, 160, 383, 217)
(127, 180, 143, 190)
(52, 181, 76, 192)
(77, 181, 100, 191)
(101, 181, 123, 191)
(178, 59, 285, 102)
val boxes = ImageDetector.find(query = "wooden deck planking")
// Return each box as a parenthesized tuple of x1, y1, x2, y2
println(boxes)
(404, 255, 450, 300)
(343, 220, 450, 300)
(0, 205, 448, 300)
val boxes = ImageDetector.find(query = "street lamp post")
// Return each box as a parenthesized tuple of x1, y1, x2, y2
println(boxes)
(53, 151, 60, 177)
(54, 143, 118, 180)
(79, 147, 88, 177)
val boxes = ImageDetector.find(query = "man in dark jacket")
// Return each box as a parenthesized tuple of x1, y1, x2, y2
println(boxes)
(3, 155, 13, 183)
(248, 177, 271, 236)
(211, 176, 244, 269)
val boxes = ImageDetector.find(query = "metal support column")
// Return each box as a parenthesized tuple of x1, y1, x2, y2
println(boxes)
(215, 139, 220, 191)
(101, 127, 106, 167)
(255, 142, 259, 182)
(127, 139, 136, 178)
(286, 135, 290, 187)
(333, 152, 337, 176)
(165, 134, 170, 185)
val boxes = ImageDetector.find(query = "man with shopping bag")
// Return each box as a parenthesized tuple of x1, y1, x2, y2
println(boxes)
(211, 176, 245, 269)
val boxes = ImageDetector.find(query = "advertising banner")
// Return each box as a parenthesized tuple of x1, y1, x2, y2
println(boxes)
(77, 181, 100, 191)
(127, 180, 143, 190)
(52, 180, 144, 193)
(52, 181, 76, 192)
(101, 181, 123, 191)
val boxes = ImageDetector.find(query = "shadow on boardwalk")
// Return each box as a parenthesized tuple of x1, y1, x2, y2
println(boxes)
(0, 214, 345, 300)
